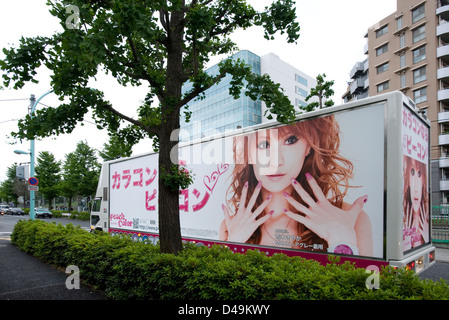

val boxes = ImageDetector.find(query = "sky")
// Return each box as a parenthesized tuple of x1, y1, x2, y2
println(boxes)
(0, 0, 397, 181)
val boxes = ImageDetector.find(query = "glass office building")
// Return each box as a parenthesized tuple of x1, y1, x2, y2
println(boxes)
(180, 50, 317, 142)
(180, 50, 262, 142)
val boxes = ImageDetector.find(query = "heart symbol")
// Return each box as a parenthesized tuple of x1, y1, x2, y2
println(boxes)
(203, 171, 219, 193)
(217, 163, 229, 175)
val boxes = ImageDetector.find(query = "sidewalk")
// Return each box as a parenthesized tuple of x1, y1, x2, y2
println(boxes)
(0, 238, 109, 300)
(435, 245, 449, 263)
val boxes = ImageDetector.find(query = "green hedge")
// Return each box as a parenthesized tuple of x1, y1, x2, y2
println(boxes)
(10, 220, 449, 300)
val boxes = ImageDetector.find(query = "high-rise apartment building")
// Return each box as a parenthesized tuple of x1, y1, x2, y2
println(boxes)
(343, 0, 449, 205)
(180, 50, 317, 142)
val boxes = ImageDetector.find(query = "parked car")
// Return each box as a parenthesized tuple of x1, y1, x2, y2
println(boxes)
(0, 204, 10, 216)
(35, 208, 52, 219)
(6, 207, 25, 215)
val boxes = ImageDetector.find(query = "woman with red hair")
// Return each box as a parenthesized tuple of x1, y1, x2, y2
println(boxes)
(402, 155, 429, 251)
(219, 115, 373, 256)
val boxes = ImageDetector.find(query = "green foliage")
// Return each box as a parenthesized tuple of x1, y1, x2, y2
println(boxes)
(1, 0, 300, 253)
(35, 151, 62, 206)
(11, 220, 449, 300)
(302, 73, 335, 113)
(98, 135, 133, 161)
(160, 163, 195, 192)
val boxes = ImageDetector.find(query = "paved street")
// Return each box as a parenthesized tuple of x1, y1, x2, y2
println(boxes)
(0, 215, 107, 300)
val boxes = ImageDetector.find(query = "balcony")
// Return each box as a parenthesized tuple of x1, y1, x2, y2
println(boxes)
(437, 2, 449, 21)
(437, 23, 449, 43)
(350, 78, 365, 94)
(440, 179, 449, 191)
(439, 89, 449, 103)
(439, 111, 449, 123)
(437, 45, 449, 63)
(438, 67, 449, 84)
(350, 62, 364, 79)
(440, 157, 449, 168)
(439, 133, 449, 145)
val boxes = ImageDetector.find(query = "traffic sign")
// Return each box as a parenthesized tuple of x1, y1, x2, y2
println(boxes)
(28, 177, 39, 186)
(28, 185, 39, 191)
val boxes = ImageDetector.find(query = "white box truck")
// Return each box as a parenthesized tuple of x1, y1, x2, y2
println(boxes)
(90, 91, 436, 273)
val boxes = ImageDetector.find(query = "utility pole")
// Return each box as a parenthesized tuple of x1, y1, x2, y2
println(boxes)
(29, 94, 36, 220)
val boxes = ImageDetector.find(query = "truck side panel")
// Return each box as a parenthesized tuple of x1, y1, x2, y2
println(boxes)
(93, 92, 435, 272)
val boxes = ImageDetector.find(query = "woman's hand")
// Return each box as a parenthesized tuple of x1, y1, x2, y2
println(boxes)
(418, 203, 429, 243)
(221, 181, 272, 243)
(283, 173, 367, 248)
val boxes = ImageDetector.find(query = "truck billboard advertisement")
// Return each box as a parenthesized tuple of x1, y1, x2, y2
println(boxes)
(401, 105, 430, 253)
(109, 103, 386, 259)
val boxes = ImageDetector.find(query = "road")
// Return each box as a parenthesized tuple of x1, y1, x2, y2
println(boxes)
(0, 214, 91, 236)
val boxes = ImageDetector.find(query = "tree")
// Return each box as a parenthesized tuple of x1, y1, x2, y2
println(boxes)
(59, 141, 100, 211)
(59, 152, 79, 212)
(72, 141, 100, 200)
(35, 151, 61, 208)
(1, 0, 300, 253)
(0, 164, 20, 205)
(303, 73, 335, 112)
(99, 135, 133, 161)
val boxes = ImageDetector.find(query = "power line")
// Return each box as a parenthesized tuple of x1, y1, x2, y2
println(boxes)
(0, 98, 29, 102)
(0, 118, 23, 124)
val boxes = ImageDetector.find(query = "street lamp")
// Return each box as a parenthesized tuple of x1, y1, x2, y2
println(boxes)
(15, 89, 53, 220)
(14, 150, 30, 155)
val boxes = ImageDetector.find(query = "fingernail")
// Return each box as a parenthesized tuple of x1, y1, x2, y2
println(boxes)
(291, 178, 297, 184)
(283, 192, 289, 197)
(266, 194, 272, 200)
(364, 195, 368, 203)
(244, 181, 248, 188)
(257, 181, 262, 188)
(283, 208, 288, 213)
(305, 173, 312, 180)
(269, 210, 274, 215)
(222, 204, 226, 210)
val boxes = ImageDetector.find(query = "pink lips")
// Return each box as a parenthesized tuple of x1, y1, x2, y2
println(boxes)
(266, 174, 286, 180)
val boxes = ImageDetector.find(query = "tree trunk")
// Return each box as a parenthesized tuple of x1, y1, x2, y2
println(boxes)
(158, 129, 182, 254)
(157, 7, 185, 254)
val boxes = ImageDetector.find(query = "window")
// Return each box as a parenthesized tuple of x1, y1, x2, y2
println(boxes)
(376, 43, 389, 56)
(376, 25, 388, 38)
(397, 16, 403, 30)
(400, 54, 406, 69)
(295, 86, 308, 97)
(413, 66, 426, 84)
(377, 81, 389, 93)
(400, 34, 406, 48)
(401, 74, 407, 88)
(412, 4, 425, 24)
(295, 98, 307, 108)
(413, 25, 425, 44)
(377, 62, 389, 74)
(413, 46, 426, 64)
(414, 87, 427, 103)
(295, 74, 308, 86)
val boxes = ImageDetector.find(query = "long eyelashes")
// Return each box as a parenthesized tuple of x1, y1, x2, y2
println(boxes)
(256, 135, 299, 149)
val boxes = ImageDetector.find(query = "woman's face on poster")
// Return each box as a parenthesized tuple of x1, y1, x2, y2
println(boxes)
(248, 128, 310, 193)
(409, 160, 423, 213)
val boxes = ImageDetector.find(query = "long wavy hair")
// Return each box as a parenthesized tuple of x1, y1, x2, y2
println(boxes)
(226, 115, 354, 250)
(402, 155, 428, 232)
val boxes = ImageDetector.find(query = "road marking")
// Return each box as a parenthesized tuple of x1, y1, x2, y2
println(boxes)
(0, 232, 12, 241)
